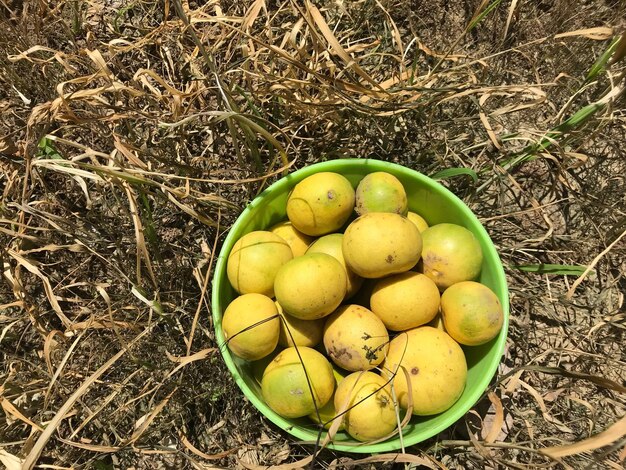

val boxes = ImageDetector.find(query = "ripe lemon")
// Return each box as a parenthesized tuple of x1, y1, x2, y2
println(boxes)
(406, 211, 429, 233)
(276, 301, 324, 348)
(306, 233, 364, 299)
(421, 223, 482, 290)
(334, 371, 397, 441)
(269, 220, 313, 257)
(441, 281, 503, 346)
(323, 304, 389, 371)
(227, 231, 293, 297)
(343, 212, 422, 278)
(286, 172, 355, 236)
(370, 272, 440, 331)
(222, 293, 280, 361)
(355, 172, 408, 216)
(382, 326, 467, 416)
(262, 347, 335, 418)
(274, 252, 347, 320)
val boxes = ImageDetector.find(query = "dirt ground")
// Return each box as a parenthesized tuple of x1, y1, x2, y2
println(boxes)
(1, 1, 625, 469)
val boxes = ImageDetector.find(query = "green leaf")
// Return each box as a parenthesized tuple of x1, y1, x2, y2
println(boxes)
(36, 137, 63, 160)
(512, 264, 589, 275)
(431, 167, 478, 183)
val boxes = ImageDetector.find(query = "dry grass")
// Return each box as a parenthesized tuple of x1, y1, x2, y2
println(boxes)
(1, 0, 626, 468)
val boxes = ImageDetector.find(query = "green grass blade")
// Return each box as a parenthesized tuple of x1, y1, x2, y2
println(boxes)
(551, 103, 602, 133)
(498, 101, 605, 172)
(234, 84, 265, 119)
(466, 0, 504, 32)
(512, 264, 589, 275)
(495, 36, 619, 175)
(230, 114, 289, 169)
(138, 189, 162, 263)
(585, 35, 621, 83)
(431, 167, 478, 183)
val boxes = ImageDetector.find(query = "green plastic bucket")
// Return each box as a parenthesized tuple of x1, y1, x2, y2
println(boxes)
(211, 159, 509, 453)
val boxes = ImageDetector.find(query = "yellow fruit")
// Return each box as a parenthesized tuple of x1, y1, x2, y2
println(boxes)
(323, 304, 389, 371)
(370, 272, 440, 331)
(343, 213, 422, 278)
(274, 253, 347, 320)
(308, 366, 347, 430)
(286, 172, 356, 236)
(269, 221, 313, 257)
(382, 326, 467, 416)
(421, 223, 483, 290)
(334, 371, 397, 442)
(276, 301, 324, 348)
(355, 172, 408, 216)
(406, 211, 429, 233)
(440, 281, 503, 346)
(306, 233, 364, 299)
(227, 231, 293, 297)
(222, 293, 280, 361)
(262, 347, 335, 418)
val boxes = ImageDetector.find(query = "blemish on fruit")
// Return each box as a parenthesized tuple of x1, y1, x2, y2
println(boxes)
(377, 394, 390, 407)
(411, 367, 419, 375)
(329, 346, 352, 360)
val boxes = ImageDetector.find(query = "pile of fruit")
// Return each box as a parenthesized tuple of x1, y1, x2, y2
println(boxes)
(220, 171, 504, 442)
